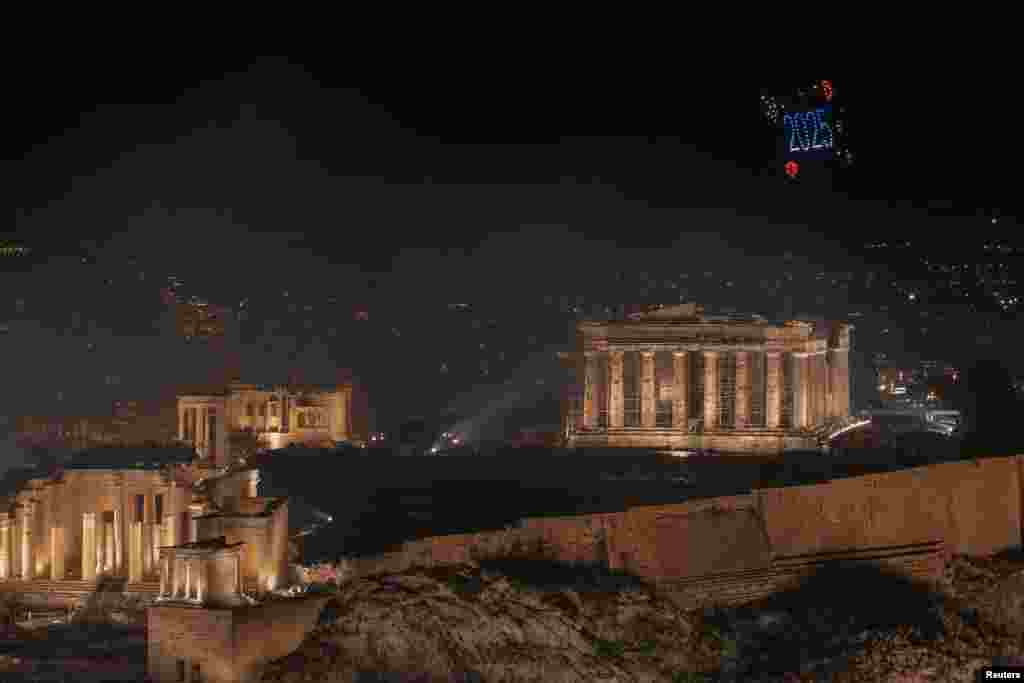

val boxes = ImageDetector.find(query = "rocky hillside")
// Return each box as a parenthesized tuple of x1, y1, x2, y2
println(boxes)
(262, 561, 719, 682)
(261, 554, 1024, 682)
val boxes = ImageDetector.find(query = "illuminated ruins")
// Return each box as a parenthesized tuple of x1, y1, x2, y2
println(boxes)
(0, 450, 287, 597)
(178, 381, 353, 465)
(562, 304, 853, 452)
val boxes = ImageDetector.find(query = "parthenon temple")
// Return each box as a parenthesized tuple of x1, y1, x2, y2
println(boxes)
(561, 304, 853, 452)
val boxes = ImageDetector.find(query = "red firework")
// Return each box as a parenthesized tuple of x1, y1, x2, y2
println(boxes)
(784, 160, 800, 179)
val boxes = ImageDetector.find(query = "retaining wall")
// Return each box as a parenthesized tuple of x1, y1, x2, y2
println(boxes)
(344, 455, 1024, 594)
(755, 455, 1021, 559)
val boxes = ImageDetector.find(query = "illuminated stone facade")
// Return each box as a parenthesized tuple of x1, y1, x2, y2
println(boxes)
(562, 304, 853, 453)
(0, 452, 290, 611)
(148, 472, 305, 683)
(0, 455, 194, 584)
(178, 382, 353, 466)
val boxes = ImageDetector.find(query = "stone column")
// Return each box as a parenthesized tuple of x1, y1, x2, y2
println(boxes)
(808, 354, 818, 427)
(104, 519, 115, 574)
(609, 351, 624, 429)
(765, 352, 782, 429)
(95, 516, 105, 577)
(195, 560, 205, 603)
(640, 351, 656, 428)
(735, 351, 751, 429)
(164, 514, 176, 549)
(128, 522, 143, 583)
(198, 409, 207, 455)
(151, 517, 162, 577)
(235, 554, 242, 596)
(0, 522, 9, 580)
(114, 487, 123, 574)
(173, 558, 185, 598)
(792, 355, 808, 429)
(159, 556, 168, 597)
(807, 354, 817, 426)
(832, 348, 850, 418)
(815, 353, 827, 424)
(82, 513, 97, 582)
(50, 527, 65, 581)
(583, 353, 598, 429)
(178, 403, 185, 441)
(215, 403, 229, 467)
(672, 351, 689, 430)
(142, 517, 153, 578)
(826, 350, 836, 418)
(21, 510, 32, 580)
(9, 517, 18, 580)
(5, 523, 12, 581)
(184, 559, 191, 599)
(703, 351, 719, 432)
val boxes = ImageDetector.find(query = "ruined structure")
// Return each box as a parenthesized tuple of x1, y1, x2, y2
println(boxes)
(178, 381, 353, 466)
(0, 449, 289, 608)
(148, 469, 315, 683)
(561, 304, 853, 452)
(0, 449, 196, 586)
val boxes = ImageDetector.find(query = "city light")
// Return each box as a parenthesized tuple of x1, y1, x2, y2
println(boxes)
(826, 419, 872, 442)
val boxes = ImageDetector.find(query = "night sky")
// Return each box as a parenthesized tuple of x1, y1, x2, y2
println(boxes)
(3, 63, 1021, 458)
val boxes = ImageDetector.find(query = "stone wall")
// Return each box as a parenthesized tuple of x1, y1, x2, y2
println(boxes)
(341, 456, 1024, 593)
(659, 540, 946, 610)
(232, 597, 329, 683)
(196, 498, 288, 593)
(148, 597, 328, 683)
(148, 606, 235, 683)
(755, 455, 1021, 560)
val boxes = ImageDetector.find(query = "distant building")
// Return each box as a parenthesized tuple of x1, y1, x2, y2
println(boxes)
(16, 399, 180, 453)
(559, 303, 854, 453)
(177, 301, 229, 340)
(160, 288, 229, 340)
(14, 414, 120, 451)
(177, 381, 355, 466)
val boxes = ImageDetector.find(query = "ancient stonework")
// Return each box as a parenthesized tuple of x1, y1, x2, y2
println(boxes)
(560, 304, 854, 453)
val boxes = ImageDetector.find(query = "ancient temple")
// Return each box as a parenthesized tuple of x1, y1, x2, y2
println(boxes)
(561, 304, 854, 452)
(178, 381, 353, 466)
(0, 448, 288, 597)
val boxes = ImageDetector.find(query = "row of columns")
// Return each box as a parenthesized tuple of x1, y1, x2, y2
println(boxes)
(157, 553, 244, 604)
(179, 402, 228, 465)
(80, 512, 175, 583)
(0, 472, 189, 584)
(0, 509, 174, 584)
(583, 349, 840, 432)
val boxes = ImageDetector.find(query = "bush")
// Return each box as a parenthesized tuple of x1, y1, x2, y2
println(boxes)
(594, 638, 626, 659)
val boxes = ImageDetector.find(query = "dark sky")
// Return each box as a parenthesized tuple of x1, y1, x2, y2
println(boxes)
(2, 63, 1021, 446)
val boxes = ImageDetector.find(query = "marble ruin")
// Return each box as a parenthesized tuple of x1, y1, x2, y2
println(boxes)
(178, 380, 353, 466)
(562, 304, 854, 452)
